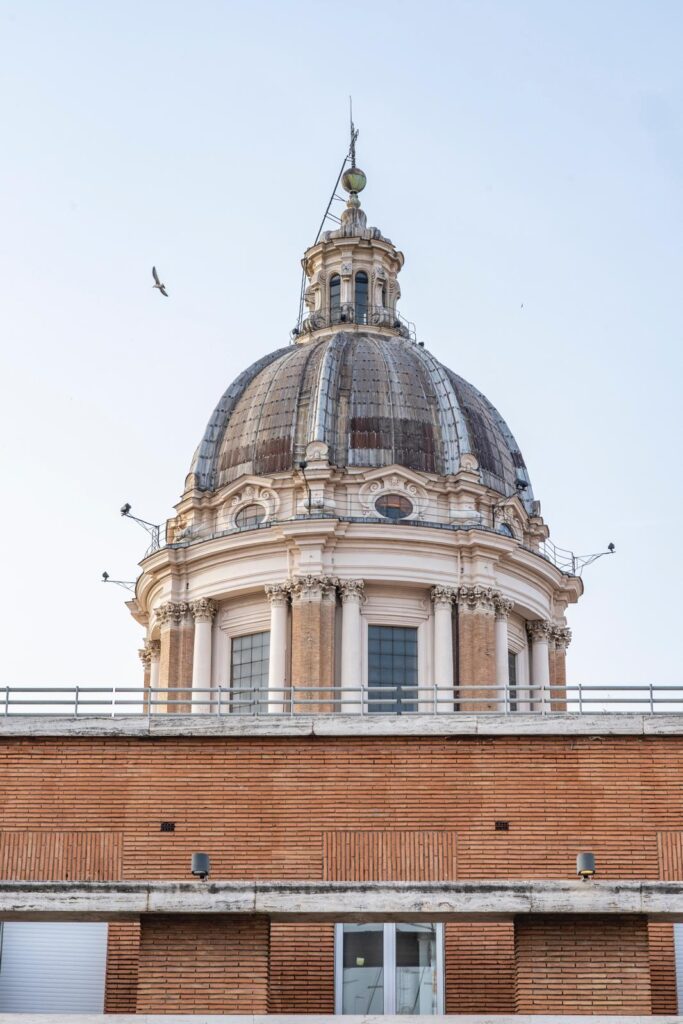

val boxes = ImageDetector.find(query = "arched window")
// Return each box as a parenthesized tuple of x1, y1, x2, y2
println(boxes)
(381, 282, 388, 309)
(355, 271, 368, 323)
(329, 275, 341, 320)
(235, 504, 265, 529)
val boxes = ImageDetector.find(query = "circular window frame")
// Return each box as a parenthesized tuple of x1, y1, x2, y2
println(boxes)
(234, 503, 267, 530)
(374, 493, 414, 521)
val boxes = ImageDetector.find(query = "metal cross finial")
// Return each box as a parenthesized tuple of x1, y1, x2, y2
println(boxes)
(349, 95, 358, 166)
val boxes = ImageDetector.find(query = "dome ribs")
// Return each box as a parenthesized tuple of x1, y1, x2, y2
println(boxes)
(189, 332, 533, 500)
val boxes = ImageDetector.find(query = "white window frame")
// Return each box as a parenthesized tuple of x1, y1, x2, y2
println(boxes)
(334, 922, 444, 1015)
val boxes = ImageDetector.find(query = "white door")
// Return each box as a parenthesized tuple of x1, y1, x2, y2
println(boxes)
(0, 922, 107, 1012)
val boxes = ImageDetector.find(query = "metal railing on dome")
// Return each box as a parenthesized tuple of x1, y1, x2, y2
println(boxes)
(293, 304, 417, 342)
(2, 684, 683, 717)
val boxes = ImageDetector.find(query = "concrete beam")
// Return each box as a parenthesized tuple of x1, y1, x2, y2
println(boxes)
(0, 1016, 681, 1024)
(2, 880, 683, 922)
(0, 712, 679, 739)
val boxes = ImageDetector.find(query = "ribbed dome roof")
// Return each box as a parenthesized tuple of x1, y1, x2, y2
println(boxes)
(190, 332, 533, 505)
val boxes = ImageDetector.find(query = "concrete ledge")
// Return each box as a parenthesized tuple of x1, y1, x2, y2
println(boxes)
(2, 880, 683, 922)
(1, 1015, 682, 1023)
(0, 713, 678, 739)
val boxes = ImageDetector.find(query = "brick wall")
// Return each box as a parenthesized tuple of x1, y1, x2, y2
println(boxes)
(136, 913, 269, 1013)
(649, 921, 678, 1014)
(445, 921, 514, 1012)
(104, 920, 140, 1012)
(268, 922, 335, 1013)
(3, 733, 683, 1012)
(514, 913, 651, 1014)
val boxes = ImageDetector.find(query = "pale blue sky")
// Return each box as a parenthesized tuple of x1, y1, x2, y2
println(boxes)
(1, 0, 681, 687)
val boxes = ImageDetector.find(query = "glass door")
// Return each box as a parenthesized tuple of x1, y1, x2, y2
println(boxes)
(335, 922, 443, 1014)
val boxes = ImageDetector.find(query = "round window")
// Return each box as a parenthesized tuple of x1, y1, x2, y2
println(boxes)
(374, 494, 413, 521)
(235, 504, 265, 529)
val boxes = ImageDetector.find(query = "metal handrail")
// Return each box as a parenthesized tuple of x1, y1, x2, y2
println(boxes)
(293, 304, 417, 342)
(1, 683, 683, 717)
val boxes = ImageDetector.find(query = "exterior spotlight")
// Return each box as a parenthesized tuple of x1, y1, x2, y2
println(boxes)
(515, 478, 528, 491)
(576, 851, 596, 881)
(120, 502, 132, 516)
(191, 852, 210, 880)
(102, 571, 109, 582)
(608, 542, 615, 553)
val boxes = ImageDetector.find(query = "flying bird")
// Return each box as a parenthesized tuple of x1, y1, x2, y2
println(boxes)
(152, 266, 168, 297)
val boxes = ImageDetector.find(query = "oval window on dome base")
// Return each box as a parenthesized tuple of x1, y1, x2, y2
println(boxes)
(235, 504, 266, 529)
(375, 494, 413, 521)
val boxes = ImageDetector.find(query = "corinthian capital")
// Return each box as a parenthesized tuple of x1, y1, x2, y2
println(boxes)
(265, 582, 291, 607)
(527, 619, 552, 642)
(339, 579, 365, 603)
(431, 585, 458, 607)
(457, 585, 497, 612)
(493, 594, 514, 619)
(289, 574, 339, 600)
(155, 601, 190, 627)
(552, 626, 572, 650)
(138, 645, 152, 668)
(190, 598, 217, 623)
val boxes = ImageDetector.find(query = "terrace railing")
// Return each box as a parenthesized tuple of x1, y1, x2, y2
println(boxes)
(1, 684, 682, 717)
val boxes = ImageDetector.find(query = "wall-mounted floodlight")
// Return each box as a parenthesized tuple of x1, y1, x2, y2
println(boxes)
(191, 852, 211, 880)
(576, 851, 596, 881)
(101, 571, 136, 593)
(298, 461, 312, 513)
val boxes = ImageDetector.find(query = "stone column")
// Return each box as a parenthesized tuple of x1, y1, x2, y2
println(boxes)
(339, 579, 364, 714)
(289, 575, 338, 713)
(190, 599, 216, 713)
(527, 620, 552, 711)
(265, 584, 290, 714)
(431, 586, 457, 712)
(138, 644, 151, 712)
(550, 626, 571, 711)
(457, 586, 498, 712)
(156, 602, 194, 713)
(493, 596, 513, 711)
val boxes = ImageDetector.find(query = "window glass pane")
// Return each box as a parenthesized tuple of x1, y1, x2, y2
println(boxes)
(508, 650, 517, 712)
(235, 504, 265, 529)
(230, 631, 270, 714)
(342, 924, 384, 1014)
(355, 271, 368, 323)
(395, 923, 438, 1014)
(330, 275, 341, 312)
(375, 494, 413, 520)
(368, 626, 418, 713)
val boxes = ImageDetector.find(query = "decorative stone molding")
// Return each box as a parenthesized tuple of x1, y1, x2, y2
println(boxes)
(457, 585, 497, 612)
(431, 585, 458, 607)
(288, 575, 339, 601)
(189, 598, 217, 623)
(338, 579, 365, 603)
(138, 646, 152, 668)
(155, 602, 190, 628)
(148, 639, 161, 661)
(552, 626, 572, 650)
(265, 583, 291, 607)
(493, 595, 514, 620)
(527, 619, 552, 642)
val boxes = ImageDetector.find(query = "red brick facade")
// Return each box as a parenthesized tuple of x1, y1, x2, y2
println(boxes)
(1, 731, 682, 1013)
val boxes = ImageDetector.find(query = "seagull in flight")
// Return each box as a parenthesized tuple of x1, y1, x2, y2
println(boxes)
(152, 266, 168, 297)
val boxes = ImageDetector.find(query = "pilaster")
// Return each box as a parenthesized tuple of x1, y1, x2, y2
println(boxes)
(457, 586, 498, 712)
(156, 602, 194, 713)
(289, 575, 339, 713)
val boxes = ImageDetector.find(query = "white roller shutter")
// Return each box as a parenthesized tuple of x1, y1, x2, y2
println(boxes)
(0, 921, 107, 1012)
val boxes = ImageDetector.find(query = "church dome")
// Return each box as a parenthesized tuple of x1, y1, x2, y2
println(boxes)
(189, 330, 534, 505)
